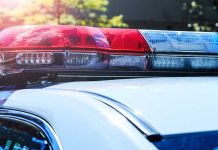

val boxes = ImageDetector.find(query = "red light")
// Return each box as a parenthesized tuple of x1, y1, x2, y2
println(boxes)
(100, 28, 151, 54)
(0, 26, 65, 49)
(0, 25, 110, 51)
(60, 26, 110, 50)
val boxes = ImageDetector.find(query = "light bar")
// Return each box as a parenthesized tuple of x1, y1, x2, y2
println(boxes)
(1, 25, 218, 83)
(140, 30, 218, 52)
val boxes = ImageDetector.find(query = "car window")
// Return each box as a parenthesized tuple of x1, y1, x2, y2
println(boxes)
(0, 118, 51, 150)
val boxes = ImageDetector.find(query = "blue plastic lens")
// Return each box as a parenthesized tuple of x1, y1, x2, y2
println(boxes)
(140, 30, 218, 52)
(191, 57, 218, 69)
(152, 55, 218, 71)
(152, 55, 185, 69)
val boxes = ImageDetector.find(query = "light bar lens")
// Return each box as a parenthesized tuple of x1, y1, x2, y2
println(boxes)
(0, 53, 3, 64)
(151, 55, 218, 71)
(0, 26, 110, 50)
(140, 30, 218, 52)
(16, 52, 54, 65)
(100, 28, 151, 53)
(191, 56, 218, 69)
(109, 55, 146, 70)
(152, 55, 185, 69)
(65, 52, 105, 69)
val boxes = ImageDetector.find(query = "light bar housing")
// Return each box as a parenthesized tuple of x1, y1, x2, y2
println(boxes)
(0, 25, 218, 84)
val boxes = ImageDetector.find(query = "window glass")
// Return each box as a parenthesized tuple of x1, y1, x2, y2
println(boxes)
(153, 132, 218, 150)
(0, 118, 50, 150)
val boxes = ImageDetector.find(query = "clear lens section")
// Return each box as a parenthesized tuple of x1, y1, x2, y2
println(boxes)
(152, 55, 185, 69)
(65, 52, 103, 68)
(109, 55, 146, 70)
(151, 55, 218, 71)
(0, 53, 3, 63)
(0, 53, 4, 75)
(140, 30, 218, 52)
(16, 52, 54, 65)
(4, 50, 218, 75)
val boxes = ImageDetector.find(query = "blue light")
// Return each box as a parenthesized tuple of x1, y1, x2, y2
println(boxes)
(139, 30, 218, 52)
(167, 32, 199, 43)
(143, 32, 167, 44)
(191, 56, 218, 69)
(151, 55, 218, 71)
(152, 55, 185, 69)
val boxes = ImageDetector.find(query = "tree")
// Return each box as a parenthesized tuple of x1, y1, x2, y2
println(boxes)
(183, 0, 218, 31)
(0, 0, 128, 28)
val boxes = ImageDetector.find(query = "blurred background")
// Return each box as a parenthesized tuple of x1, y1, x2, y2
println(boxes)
(0, 0, 218, 31)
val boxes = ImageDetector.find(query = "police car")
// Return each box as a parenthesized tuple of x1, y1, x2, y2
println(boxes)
(0, 25, 218, 150)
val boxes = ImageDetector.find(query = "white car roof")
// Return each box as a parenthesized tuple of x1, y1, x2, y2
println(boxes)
(47, 77, 218, 135)
(4, 88, 157, 150)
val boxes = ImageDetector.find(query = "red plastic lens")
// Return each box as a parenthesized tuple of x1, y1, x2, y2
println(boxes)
(61, 26, 110, 50)
(0, 25, 110, 51)
(100, 28, 151, 54)
(0, 26, 65, 48)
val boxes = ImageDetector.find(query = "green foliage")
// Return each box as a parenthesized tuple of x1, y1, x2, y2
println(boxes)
(183, 0, 218, 31)
(0, 0, 128, 28)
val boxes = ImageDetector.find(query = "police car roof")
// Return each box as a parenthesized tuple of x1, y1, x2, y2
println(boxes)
(4, 77, 218, 137)
(47, 77, 218, 135)
(4, 85, 156, 150)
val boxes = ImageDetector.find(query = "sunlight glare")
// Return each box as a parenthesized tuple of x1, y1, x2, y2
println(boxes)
(0, 0, 27, 7)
